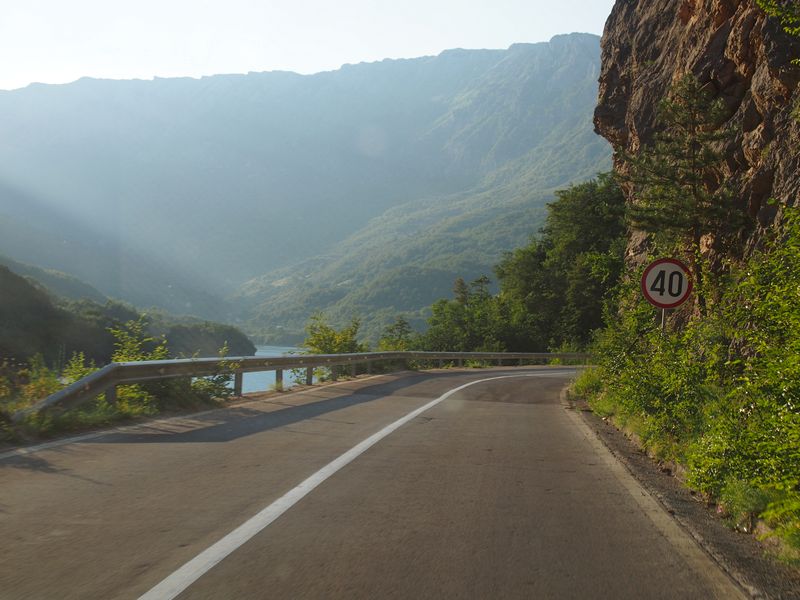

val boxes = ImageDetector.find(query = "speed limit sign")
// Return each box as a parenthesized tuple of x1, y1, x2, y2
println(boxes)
(641, 258, 693, 309)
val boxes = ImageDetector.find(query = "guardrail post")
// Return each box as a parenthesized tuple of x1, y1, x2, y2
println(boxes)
(350, 362, 356, 378)
(306, 367, 313, 386)
(234, 372, 243, 396)
(106, 385, 117, 406)
(366, 361, 372, 375)
(275, 369, 283, 390)
(457, 358, 463, 367)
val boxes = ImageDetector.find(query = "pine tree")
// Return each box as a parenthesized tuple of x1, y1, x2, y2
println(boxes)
(623, 74, 748, 313)
(453, 277, 470, 305)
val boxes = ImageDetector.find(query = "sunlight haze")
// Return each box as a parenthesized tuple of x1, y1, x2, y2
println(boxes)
(1, 0, 615, 90)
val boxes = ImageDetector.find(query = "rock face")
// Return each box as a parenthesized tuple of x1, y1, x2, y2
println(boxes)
(594, 0, 800, 255)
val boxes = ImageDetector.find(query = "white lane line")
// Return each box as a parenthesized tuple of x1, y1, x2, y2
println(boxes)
(138, 371, 571, 600)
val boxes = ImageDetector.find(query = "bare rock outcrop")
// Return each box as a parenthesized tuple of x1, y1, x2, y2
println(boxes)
(594, 0, 800, 252)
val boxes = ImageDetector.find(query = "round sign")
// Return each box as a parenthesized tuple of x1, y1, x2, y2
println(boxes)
(641, 258, 693, 309)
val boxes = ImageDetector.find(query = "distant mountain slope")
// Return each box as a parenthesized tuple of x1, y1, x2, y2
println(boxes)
(0, 33, 609, 332)
(237, 140, 610, 342)
(0, 182, 230, 319)
(0, 254, 106, 304)
(234, 35, 611, 341)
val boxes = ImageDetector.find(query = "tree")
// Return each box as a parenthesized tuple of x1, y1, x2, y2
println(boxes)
(622, 74, 749, 313)
(109, 317, 169, 363)
(453, 278, 469, 305)
(302, 314, 368, 380)
(303, 314, 367, 355)
(378, 317, 416, 351)
(496, 173, 626, 349)
(420, 276, 506, 352)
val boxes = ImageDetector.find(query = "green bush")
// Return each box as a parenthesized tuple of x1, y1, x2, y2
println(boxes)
(583, 208, 800, 553)
(0, 319, 239, 440)
(301, 314, 368, 380)
(571, 367, 604, 400)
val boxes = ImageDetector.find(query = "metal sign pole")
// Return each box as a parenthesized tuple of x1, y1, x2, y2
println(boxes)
(661, 308, 667, 333)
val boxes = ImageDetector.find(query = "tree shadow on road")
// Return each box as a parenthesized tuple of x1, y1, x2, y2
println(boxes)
(93, 368, 567, 445)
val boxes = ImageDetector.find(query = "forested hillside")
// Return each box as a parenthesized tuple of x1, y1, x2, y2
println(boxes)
(0, 33, 609, 334)
(232, 33, 610, 340)
(0, 264, 255, 366)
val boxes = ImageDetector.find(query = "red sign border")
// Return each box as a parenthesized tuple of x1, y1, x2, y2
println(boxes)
(641, 258, 693, 309)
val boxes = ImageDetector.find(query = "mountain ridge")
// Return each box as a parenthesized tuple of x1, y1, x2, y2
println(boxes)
(0, 32, 610, 339)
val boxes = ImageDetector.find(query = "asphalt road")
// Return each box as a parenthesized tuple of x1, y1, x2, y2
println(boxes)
(0, 368, 744, 599)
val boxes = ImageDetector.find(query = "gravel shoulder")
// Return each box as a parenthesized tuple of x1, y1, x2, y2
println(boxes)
(572, 401, 800, 600)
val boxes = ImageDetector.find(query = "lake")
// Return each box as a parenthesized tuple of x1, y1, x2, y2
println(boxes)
(241, 345, 304, 393)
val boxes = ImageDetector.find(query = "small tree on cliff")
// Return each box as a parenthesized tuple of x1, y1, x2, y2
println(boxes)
(756, 0, 800, 39)
(622, 74, 748, 314)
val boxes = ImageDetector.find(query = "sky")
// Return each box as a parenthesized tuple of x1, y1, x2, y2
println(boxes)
(0, 0, 616, 91)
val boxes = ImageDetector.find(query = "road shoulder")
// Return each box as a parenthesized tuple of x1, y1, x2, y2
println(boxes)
(570, 399, 800, 600)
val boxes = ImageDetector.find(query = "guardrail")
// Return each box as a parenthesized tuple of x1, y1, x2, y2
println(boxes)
(13, 351, 590, 422)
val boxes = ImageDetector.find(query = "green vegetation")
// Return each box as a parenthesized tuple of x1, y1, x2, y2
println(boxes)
(421, 276, 507, 352)
(414, 173, 626, 353)
(568, 74, 799, 558)
(621, 74, 749, 313)
(303, 314, 368, 356)
(0, 34, 607, 328)
(377, 317, 416, 351)
(0, 264, 254, 441)
(757, 0, 800, 38)
(395, 71, 800, 557)
(0, 254, 107, 303)
(296, 314, 369, 381)
(0, 264, 254, 366)
(1, 319, 240, 442)
(496, 173, 626, 350)
(578, 207, 800, 558)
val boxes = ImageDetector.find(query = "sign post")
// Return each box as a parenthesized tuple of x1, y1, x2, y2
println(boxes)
(641, 258, 693, 331)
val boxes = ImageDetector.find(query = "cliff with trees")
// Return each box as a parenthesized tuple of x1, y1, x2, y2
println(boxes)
(581, 0, 800, 560)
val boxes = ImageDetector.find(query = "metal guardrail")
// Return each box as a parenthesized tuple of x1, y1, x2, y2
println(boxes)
(12, 351, 590, 422)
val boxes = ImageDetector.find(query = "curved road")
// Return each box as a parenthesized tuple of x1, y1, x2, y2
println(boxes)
(0, 368, 744, 599)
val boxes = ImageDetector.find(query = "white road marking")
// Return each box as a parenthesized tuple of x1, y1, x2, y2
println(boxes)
(137, 371, 571, 600)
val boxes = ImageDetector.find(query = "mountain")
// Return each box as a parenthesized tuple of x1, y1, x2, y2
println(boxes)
(0, 254, 107, 304)
(0, 33, 610, 338)
(235, 34, 611, 340)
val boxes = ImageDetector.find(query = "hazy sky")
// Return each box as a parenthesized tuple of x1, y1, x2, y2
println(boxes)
(1, 0, 616, 91)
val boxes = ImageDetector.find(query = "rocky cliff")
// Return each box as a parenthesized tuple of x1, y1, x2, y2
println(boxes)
(594, 0, 800, 254)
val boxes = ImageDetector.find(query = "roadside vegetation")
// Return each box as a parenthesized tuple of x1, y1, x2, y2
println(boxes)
(573, 72, 800, 559)
(0, 317, 239, 443)
(371, 172, 626, 354)
(0, 260, 255, 441)
(0, 264, 255, 367)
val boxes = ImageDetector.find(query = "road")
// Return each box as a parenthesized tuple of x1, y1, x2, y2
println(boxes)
(0, 368, 744, 599)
